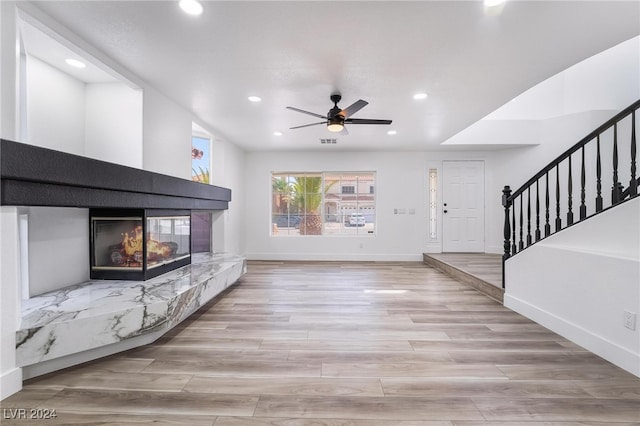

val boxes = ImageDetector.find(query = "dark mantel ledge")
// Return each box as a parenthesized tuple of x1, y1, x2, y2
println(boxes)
(0, 139, 231, 210)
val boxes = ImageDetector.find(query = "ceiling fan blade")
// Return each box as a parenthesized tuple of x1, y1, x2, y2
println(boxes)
(340, 126, 349, 136)
(338, 99, 368, 118)
(286, 106, 327, 119)
(290, 121, 326, 130)
(345, 118, 393, 125)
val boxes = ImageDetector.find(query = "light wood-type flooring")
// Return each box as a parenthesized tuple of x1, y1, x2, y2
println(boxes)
(2, 260, 639, 425)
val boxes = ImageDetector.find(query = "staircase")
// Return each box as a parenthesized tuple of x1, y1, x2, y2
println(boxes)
(501, 99, 640, 287)
(500, 100, 640, 378)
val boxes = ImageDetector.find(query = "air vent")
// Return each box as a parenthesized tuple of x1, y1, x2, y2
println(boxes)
(320, 138, 337, 145)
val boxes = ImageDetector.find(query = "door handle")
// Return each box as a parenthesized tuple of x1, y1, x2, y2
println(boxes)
(443, 210, 448, 214)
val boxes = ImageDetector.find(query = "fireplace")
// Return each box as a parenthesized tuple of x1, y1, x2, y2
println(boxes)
(90, 209, 191, 280)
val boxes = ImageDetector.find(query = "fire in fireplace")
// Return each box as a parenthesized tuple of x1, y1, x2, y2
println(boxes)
(90, 209, 191, 280)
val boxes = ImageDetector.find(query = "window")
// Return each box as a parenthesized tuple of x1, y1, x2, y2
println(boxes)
(191, 135, 211, 184)
(429, 168, 438, 240)
(271, 172, 375, 236)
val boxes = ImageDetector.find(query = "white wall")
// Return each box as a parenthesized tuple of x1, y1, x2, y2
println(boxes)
(142, 87, 192, 179)
(85, 82, 143, 169)
(214, 137, 245, 255)
(0, 208, 23, 400)
(26, 207, 89, 297)
(1, 1, 18, 142)
(1, 1, 24, 400)
(26, 55, 85, 155)
(485, 36, 640, 121)
(25, 58, 144, 168)
(505, 196, 640, 377)
(244, 150, 501, 260)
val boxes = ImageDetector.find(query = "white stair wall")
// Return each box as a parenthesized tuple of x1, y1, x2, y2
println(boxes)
(504, 196, 640, 377)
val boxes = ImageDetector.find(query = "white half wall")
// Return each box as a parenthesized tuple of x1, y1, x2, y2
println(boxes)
(504, 196, 640, 377)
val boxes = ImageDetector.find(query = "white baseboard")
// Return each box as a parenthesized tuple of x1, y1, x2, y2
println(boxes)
(245, 253, 423, 262)
(484, 244, 503, 254)
(1, 367, 22, 400)
(505, 293, 640, 378)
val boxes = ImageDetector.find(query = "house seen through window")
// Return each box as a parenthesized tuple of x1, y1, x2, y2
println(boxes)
(272, 172, 376, 236)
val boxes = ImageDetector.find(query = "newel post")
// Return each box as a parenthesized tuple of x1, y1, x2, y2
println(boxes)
(501, 185, 512, 289)
(502, 186, 512, 259)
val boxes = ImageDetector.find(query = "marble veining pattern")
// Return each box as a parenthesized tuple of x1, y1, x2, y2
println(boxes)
(16, 253, 246, 367)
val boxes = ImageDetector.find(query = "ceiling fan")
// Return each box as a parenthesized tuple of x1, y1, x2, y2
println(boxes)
(286, 94, 392, 134)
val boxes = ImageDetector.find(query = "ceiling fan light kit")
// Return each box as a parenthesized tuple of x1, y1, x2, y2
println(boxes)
(327, 117, 344, 133)
(287, 94, 392, 134)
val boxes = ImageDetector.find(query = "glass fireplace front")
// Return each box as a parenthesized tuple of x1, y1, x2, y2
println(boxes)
(90, 209, 191, 280)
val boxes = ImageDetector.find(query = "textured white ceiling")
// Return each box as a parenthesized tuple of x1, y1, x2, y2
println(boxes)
(28, 1, 640, 152)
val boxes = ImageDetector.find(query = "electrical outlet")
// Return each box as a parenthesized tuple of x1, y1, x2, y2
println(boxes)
(623, 310, 637, 330)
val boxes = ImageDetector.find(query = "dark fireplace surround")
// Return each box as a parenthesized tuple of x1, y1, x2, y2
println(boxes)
(1, 139, 232, 280)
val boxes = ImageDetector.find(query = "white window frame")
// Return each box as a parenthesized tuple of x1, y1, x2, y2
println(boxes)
(271, 172, 376, 237)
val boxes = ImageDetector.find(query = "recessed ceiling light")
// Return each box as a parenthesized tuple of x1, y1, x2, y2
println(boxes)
(65, 58, 86, 68)
(273, 131, 283, 136)
(413, 93, 428, 100)
(484, 0, 506, 7)
(387, 130, 397, 135)
(248, 96, 262, 103)
(179, 0, 203, 16)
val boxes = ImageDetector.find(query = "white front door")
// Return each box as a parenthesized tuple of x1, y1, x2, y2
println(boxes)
(442, 160, 485, 252)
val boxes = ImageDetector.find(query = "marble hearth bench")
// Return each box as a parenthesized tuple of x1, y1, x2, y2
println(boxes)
(16, 253, 246, 378)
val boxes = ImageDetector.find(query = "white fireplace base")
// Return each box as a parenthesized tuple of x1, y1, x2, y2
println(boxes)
(16, 253, 246, 375)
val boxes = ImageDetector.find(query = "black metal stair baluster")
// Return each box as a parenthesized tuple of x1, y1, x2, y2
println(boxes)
(555, 165, 562, 232)
(596, 135, 603, 212)
(631, 110, 637, 196)
(502, 186, 512, 259)
(567, 155, 574, 226)
(535, 179, 541, 241)
(612, 123, 621, 204)
(580, 146, 587, 220)
(526, 187, 532, 246)
(545, 171, 551, 237)
(511, 199, 517, 255)
(519, 195, 524, 251)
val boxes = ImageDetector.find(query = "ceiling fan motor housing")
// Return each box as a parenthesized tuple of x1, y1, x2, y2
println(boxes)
(328, 115, 345, 126)
(329, 106, 343, 119)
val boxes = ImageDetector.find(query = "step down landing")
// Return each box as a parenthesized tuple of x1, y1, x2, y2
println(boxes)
(423, 253, 504, 303)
